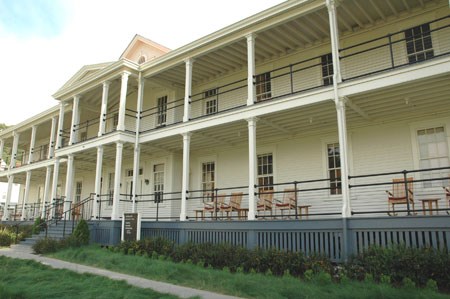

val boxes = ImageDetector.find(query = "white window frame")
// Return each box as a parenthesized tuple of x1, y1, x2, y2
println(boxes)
(410, 119, 450, 190)
(204, 88, 218, 115)
(156, 95, 168, 127)
(153, 163, 165, 203)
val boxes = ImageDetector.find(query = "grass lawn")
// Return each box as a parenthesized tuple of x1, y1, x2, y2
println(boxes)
(48, 245, 449, 299)
(0, 255, 181, 299)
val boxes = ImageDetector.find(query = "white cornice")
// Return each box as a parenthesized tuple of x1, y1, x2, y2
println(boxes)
(53, 59, 140, 100)
(0, 105, 60, 138)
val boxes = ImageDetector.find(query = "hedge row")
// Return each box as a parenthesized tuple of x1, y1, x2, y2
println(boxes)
(113, 237, 450, 292)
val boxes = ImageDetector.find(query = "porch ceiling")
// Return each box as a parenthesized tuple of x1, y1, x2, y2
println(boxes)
(145, 0, 441, 87)
(346, 73, 450, 126)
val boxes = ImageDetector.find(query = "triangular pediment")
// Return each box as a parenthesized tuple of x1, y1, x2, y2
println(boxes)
(57, 62, 113, 93)
(120, 34, 170, 64)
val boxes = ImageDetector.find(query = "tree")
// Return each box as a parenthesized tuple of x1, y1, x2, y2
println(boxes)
(0, 123, 8, 131)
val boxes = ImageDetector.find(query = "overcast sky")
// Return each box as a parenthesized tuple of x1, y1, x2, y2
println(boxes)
(0, 0, 285, 126)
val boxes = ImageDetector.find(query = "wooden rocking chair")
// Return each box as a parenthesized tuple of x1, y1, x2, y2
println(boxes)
(257, 190, 274, 219)
(219, 192, 243, 220)
(386, 177, 415, 216)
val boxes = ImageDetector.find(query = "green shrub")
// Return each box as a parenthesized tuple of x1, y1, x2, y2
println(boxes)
(72, 219, 89, 245)
(32, 217, 46, 235)
(0, 228, 12, 247)
(32, 238, 60, 254)
(346, 245, 450, 291)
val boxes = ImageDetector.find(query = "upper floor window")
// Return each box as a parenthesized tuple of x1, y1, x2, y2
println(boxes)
(417, 127, 449, 187)
(255, 72, 271, 102)
(204, 89, 218, 115)
(327, 143, 341, 195)
(321, 53, 333, 86)
(157, 96, 168, 126)
(80, 131, 87, 142)
(405, 23, 434, 64)
(257, 153, 273, 191)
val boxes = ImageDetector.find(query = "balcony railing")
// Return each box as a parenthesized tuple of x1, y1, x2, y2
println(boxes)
(140, 97, 184, 133)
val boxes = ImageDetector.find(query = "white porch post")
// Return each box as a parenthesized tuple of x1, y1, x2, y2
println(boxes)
(98, 81, 110, 136)
(50, 158, 60, 218)
(41, 165, 52, 219)
(246, 34, 256, 105)
(247, 117, 258, 220)
(327, 0, 350, 218)
(132, 75, 144, 213)
(21, 171, 31, 220)
(327, 0, 342, 84)
(64, 154, 75, 215)
(180, 132, 191, 221)
(183, 58, 194, 122)
(112, 142, 124, 220)
(94, 146, 103, 219)
(28, 125, 37, 164)
(56, 102, 65, 149)
(70, 95, 80, 145)
(2, 175, 14, 220)
(10, 131, 20, 169)
(48, 116, 57, 158)
(0, 139, 4, 166)
(117, 72, 130, 131)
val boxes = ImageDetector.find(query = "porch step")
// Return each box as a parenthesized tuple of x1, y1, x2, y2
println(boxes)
(19, 221, 77, 247)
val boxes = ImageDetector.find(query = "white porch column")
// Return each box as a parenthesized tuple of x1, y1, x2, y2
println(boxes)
(21, 171, 31, 220)
(247, 117, 258, 220)
(41, 165, 52, 219)
(2, 175, 14, 220)
(10, 131, 20, 169)
(246, 34, 256, 106)
(93, 146, 103, 219)
(180, 132, 191, 221)
(327, 0, 342, 83)
(111, 142, 124, 220)
(28, 125, 37, 164)
(132, 75, 144, 213)
(50, 158, 60, 218)
(64, 154, 75, 214)
(183, 58, 194, 122)
(117, 72, 130, 131)
(337, 98, 351, 217)
(48, 116, 57, 158)
(56, 102, 65, 149)
(70, 95, 80, 145)
(0, 139, 4, 166)
(98, 81, 110, 136)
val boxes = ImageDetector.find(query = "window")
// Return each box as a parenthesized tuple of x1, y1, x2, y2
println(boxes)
(80, 131, 87, 142)
(327, 143, 341, 195)
(417, 127, 449, 187)
(321, 53, 333, 86)
(113, 113, 119, 127)
(108, 172, 114, 206)
(157, 96, 168, 126)
(405, 23, 434, 64)
(153, 164, 164, 203)
(257, 153, 273, 191)
(126, 168, 143, 177)
(138, 55, 146, 64)
(75, 181, 82, 203)
(201, 162, 215, 197)
(204, 89, 218, 115)
(255, 72, 271, 102)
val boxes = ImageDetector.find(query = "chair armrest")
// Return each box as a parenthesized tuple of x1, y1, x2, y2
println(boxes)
(274, 198, 282, 204)
(407, 189, 413, 195)
(385, 190, 393, 197)
(443, 187, 450, 195)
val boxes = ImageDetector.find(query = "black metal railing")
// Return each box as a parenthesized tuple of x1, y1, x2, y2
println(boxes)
(140, 97, 185, 133)
(30, 144, 49, 163)
(340, 16, 450, 81)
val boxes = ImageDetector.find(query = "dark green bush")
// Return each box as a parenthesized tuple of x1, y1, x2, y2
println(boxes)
(346, 245, 450, 291)
(32, 217, 46, 235)
(72, 219, 90, 245)
(32, 238, 61, 254)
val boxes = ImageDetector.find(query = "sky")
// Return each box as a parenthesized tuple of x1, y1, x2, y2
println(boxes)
(0, 0, 285, 126)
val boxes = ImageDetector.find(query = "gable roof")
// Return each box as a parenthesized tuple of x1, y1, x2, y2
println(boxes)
(56, 62, 113, 94)
(120, 34, 170, 63)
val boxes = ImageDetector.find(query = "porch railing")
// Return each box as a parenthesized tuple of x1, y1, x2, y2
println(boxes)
(140, 97, 184, 133)
(340, 15, 450, 81)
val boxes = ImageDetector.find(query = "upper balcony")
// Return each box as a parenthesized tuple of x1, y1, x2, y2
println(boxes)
(53, 0, 449, 152)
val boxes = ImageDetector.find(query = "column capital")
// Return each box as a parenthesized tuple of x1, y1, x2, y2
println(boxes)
(184, 57, 195, 65)
(326, 0, 341, 10)
(13, 130, 20, 138)
(246, 33, 257, 41)
(181, 132, 192, 138)
(246, 117, 259, 124)
(73, 94, 82, 101)
(102, 80, 111, 88)
(121, 71, 132, 79)
(116, 141, 124, 147)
